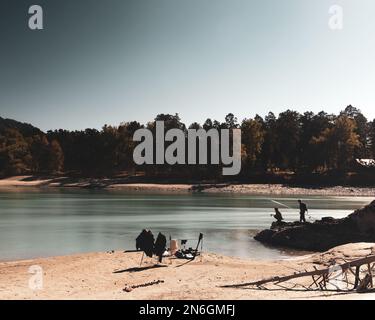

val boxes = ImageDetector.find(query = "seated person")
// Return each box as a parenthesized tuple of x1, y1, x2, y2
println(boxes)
(273, 208, 284, 223)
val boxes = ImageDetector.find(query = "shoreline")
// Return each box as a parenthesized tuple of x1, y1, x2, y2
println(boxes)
(1, 243, 375, 300)
(1, 176, 375, 196)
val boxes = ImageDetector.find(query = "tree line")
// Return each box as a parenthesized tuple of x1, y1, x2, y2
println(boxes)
(1, 105, 375, 179)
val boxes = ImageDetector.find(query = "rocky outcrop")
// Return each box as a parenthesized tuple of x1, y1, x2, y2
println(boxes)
(254, 200, 375, 252)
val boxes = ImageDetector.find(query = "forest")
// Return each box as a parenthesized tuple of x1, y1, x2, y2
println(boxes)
(1, 105, 375, 183)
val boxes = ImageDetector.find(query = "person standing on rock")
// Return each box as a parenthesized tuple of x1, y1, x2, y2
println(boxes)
(298, 200, 308, 223)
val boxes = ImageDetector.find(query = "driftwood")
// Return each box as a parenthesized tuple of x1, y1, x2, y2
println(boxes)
(223, 255, 375, 292)
(123, 280, 165, 292)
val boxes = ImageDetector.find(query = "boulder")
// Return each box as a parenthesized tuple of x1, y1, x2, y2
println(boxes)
(254, 200, 375, 252)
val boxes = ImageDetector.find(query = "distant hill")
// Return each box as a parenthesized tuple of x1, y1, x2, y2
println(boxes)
(0, 117, 43, 137)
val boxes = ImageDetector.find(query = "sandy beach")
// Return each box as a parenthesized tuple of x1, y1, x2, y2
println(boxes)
(1, 243, 375, 300)
(1, 176, 375, 196)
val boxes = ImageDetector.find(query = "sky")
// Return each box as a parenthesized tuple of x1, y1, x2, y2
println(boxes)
(1, 0, 375, 131)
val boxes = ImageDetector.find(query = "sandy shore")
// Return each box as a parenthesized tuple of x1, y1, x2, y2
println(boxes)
(1, 176, 375, 196)
(1, 243, 375, 300)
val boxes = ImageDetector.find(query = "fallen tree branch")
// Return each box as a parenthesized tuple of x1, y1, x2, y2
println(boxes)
(222, 255, 375, 289)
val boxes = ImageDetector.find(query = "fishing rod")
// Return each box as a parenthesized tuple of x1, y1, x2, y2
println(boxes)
(270, 199, 292, 209)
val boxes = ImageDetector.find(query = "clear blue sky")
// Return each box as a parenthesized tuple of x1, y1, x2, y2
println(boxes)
(1, 0, 375, 131)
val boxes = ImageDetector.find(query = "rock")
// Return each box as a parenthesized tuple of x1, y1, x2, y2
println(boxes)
(349, 201, 375, 234)
(254, 200, 375, 252)
(254, 229, 276, 242)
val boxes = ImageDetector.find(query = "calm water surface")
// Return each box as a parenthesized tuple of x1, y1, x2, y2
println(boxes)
(0, 189, 372, 261)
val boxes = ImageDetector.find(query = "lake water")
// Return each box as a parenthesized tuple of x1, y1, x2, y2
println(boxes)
(0, 189, 372, 261)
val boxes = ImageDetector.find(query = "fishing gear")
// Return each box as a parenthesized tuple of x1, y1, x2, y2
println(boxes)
(270, 199, 292, 209)
(270, 199, 314, 221)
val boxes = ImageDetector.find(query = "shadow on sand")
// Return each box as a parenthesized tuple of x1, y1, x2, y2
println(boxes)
(113, 264, 168, 274)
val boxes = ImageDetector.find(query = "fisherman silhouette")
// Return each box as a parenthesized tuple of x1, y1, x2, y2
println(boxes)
(298, 200, 308, 223)
(273, 208, 284, 224)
